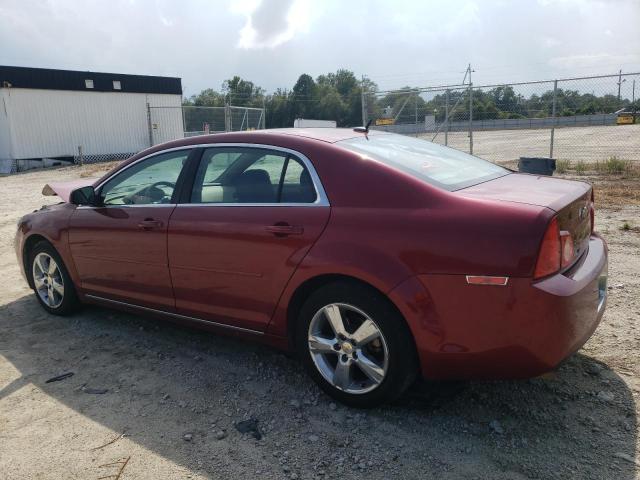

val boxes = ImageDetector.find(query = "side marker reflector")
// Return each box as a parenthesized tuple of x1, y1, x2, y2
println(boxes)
(466, 275, 509, 286)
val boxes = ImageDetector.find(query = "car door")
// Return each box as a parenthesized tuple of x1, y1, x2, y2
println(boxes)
(168, 145, 330, 332)
(68, 148, 194, 310)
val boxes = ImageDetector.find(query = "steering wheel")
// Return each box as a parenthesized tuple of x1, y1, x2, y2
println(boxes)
(124, 181, 176, 204)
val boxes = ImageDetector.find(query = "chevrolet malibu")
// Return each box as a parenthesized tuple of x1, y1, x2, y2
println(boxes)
(15, 128, 608, 407)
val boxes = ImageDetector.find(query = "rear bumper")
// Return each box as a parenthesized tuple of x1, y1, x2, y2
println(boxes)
(389, 234, 608, 380)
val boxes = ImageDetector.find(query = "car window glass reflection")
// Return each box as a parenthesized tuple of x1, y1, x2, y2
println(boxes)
(191, 148, 316, 204)
(101, 151, 190, 205)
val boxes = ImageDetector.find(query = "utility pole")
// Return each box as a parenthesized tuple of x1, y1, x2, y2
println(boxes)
(617, 69, 623, 103)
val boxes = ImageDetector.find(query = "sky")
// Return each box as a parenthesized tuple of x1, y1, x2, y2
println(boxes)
(1, 0, 639, 96)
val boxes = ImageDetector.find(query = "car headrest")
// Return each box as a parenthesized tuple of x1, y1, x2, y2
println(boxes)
(235, 169, 274, 202)
(300, 169, 312, 187)
(236, 169, 271, 187)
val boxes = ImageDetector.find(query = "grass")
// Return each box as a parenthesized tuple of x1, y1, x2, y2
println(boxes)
(575, 160, 587, 175)
(595, 156, 632, 175)
(621, 222, 631, 231)
(555, 159, 571, 174)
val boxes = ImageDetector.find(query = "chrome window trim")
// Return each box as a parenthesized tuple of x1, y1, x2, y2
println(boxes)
(76, 203, 177, 210)
(94, 143, 330, 208)
(84, 294, 264, 335)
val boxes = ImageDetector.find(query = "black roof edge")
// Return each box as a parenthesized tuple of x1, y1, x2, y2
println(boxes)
(0, 65, 182, 95)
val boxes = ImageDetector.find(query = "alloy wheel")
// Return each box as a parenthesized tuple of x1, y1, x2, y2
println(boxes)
(32, 252, 65, 309)
(307, 303, 389, 394)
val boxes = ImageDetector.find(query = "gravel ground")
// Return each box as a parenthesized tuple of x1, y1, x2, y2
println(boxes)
(0, 163, 638, 479)
(424, 124, 640, 163)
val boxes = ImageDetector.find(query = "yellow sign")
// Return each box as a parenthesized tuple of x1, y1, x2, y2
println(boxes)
(375, 118, 395, 126)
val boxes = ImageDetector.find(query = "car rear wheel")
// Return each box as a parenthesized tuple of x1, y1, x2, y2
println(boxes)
(28, 241, 80, 316)
(296, 281, 417, 408)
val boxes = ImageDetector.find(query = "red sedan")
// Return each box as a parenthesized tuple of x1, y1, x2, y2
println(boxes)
(15, 128, 608, 407)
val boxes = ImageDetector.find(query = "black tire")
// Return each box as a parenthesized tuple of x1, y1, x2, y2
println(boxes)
(27, 240, 80, 316)
(296, 281, 417, 408)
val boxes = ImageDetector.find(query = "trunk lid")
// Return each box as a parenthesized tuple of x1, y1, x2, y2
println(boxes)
(459, 173, 593, 265)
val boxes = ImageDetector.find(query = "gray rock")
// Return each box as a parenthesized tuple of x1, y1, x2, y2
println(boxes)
(308, 434, 319, 443)
(489, 420, 504, 434)
(596, 391, 614, 402)
(215, 430, 227, 440)
(183, 433, 193, 442)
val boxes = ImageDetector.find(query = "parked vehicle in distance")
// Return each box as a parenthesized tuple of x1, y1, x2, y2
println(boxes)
(15, 128, 608, 407)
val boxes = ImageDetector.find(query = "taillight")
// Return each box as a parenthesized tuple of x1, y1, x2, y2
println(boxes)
(534, 217, 561, 279)
(560, 230, 575, 268)
(590, 189, 595, 233)
(534, 216, 576, 279)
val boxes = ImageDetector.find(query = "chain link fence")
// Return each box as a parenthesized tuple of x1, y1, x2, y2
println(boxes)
(365, 72, 640, 165)
(148, 104, 265, 146)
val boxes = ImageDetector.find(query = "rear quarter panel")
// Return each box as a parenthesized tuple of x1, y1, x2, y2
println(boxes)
(267, 144, 553, 338)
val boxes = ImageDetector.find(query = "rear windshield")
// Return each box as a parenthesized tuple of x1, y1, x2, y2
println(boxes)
(339, 134, 508, 191)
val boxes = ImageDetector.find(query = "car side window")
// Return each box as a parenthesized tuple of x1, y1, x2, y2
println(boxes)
(281, 157, 317, 203)
(101, 150, 190, 205)
(190, 148, 316, 204)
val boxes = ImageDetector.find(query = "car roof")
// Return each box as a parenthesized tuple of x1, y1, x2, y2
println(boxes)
(163, 127, 388, 148)
(264, 127, 388, 143)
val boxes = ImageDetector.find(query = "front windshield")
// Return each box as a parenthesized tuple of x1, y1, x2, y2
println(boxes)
(339, 134, 509, 191)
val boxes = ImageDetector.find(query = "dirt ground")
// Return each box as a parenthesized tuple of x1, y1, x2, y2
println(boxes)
(1, 162, 639, 479)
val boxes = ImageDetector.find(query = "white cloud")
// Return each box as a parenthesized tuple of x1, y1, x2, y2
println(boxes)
(542, 37, 561, 48)
(549, 53, 640, 70)
(233, 0, 311, 49)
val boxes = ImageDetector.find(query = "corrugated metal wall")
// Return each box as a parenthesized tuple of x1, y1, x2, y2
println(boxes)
(1, 88, 182, 160)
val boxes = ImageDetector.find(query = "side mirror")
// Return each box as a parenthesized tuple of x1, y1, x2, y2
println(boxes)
(70, 186, 97, 206)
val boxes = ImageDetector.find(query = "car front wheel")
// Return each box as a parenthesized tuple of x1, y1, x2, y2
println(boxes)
(28, 241, 80, 316)
(296, 281, 417, 408)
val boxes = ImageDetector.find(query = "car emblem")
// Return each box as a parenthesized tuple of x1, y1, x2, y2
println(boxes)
(578, 204, 588, 220)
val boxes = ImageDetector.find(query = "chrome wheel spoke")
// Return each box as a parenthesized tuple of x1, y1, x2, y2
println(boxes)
(51, 278, 64, 296)
(36, 255, 48, 275)
(351, 319, 380, 346)
(323, 305, 347, 338)
(309, 334, 337, 354)
(48, 258, 58, 275)
(34, 276, 45, 289)
(47, 287, 56, 306)
(333, 360, 352, 390)
(355, 351, 385, 384)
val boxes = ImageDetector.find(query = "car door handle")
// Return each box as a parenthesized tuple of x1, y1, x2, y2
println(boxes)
(265, 224, 304, 236)
(137, 219, 163, 230)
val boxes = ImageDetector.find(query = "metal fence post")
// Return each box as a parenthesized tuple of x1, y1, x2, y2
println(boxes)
(468, 83, 473, 155)
(262, 97, 267, 129)
(414, 93, 418, 135)
(445, 89, 449, 146)
(224, 102, 231, 132)
(361, 78, 368, 126)
(550, 79, 558, 158)
(146, 102, 153, 147)
(181, 106, 187, 138)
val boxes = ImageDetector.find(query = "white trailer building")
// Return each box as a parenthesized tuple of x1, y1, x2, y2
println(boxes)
(0, 66, 183, 173)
